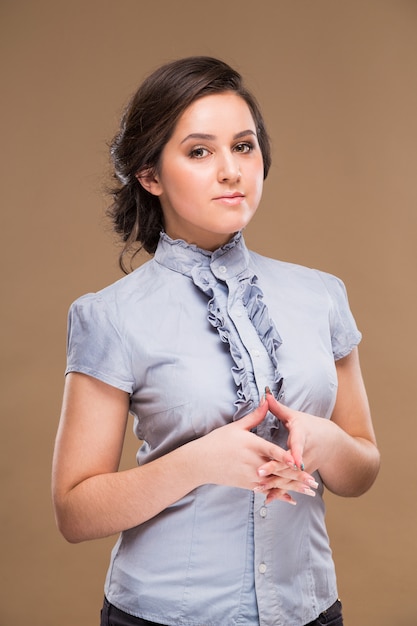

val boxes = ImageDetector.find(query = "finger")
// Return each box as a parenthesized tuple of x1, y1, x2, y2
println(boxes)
(287, 428, 306, 471)
(257, 449, 295, 476)
(261, 488, 297, 506)
(258, 455, 298, 478)
(256, 465, 319, 496)
(256, 471, 318, 492)
(264, 388, 293, 424)
(290, 448, 305, 472)
(237, 399, 269, 432)
(265, 389, 306, 470)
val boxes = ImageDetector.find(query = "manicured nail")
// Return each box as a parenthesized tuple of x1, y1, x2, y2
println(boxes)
(300, 463, 305, 471)
(306, 478, 319, 489)
(302, 487, 316, 497)
(265, 386, 272, 395)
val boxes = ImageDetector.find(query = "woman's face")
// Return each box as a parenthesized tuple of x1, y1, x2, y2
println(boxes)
(140, 92, 264, 251)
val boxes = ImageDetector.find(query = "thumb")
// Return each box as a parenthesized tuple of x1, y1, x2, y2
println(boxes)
(237, 398, 269, 431)
(265, 388, 292, 424)
(287, 426, 306, 472)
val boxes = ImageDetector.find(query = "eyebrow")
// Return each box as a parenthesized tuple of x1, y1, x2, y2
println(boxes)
(180, 129, 256, 144)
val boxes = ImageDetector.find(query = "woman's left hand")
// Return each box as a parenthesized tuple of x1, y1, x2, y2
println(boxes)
(263, 389, 334, 473)
(257, 349, 380, 501)
(255, 392, 328, 503)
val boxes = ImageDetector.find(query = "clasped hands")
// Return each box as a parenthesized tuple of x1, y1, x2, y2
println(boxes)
(204, 387, 324, 506)
(254, 388, 320, 505)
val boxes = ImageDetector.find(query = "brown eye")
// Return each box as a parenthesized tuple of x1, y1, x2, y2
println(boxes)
(234, 142, 254, 153)
(189, 147, 210, 159)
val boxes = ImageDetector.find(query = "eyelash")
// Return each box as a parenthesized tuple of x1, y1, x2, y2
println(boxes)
(189, 147, 210, 159)
(188, 141, 255, 159)
(234, 141, 254, 154)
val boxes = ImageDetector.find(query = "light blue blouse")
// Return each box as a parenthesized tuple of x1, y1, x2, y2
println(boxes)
(66, 232, 361, 626)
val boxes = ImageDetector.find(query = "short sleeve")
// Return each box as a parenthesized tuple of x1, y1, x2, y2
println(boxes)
(318, 271, 362, 360)
(65, 293, 134, 393)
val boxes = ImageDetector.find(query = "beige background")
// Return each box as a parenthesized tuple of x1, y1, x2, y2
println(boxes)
(1, 1, 416, 624)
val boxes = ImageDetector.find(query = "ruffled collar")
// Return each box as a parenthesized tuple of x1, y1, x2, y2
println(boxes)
(154, 230, 250, 280)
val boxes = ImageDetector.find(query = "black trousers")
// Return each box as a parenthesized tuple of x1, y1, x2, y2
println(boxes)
(101, 597, 343, 626)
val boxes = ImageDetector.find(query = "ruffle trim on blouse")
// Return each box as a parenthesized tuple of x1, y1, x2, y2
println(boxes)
(238, 269, 284, 437)
(156, 231, 284, 426)
(204, 286, 255, 421)
(185, 250, 284, 427)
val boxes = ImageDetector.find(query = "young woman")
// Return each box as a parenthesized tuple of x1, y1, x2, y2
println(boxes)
(52, 56, 380, 626)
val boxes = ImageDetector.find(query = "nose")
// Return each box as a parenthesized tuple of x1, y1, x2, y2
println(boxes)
(217, 151, 241, 183)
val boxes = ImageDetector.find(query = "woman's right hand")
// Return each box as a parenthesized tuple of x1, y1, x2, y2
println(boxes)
(195, 399, 318, 505)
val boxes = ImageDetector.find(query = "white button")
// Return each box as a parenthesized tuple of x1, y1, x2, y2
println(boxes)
(218, 265, 227, 274)
(260, 506, 267, 518)
(252, 349, 260, 358)
(258, 563, 267, 574)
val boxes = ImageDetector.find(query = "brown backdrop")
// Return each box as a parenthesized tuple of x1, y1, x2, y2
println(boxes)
(1, 1, 416, 624)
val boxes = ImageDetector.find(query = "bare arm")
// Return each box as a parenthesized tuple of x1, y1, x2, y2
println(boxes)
(52, 373, 318, 543)
(52, 372, 202, 542)
(258, 348, 380, 499)
(320, 347, 380, 495)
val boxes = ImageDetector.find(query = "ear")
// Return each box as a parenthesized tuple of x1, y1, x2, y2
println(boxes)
(135, 168, 163, 196)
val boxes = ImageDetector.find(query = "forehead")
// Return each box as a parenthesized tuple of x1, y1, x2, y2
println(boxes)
(173, 92, 256, 135)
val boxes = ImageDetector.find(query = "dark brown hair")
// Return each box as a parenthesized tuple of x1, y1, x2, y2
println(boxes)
(108, 56, 271, 272)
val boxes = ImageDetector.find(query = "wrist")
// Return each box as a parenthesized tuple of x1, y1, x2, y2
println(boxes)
(181, 436, 210, 488)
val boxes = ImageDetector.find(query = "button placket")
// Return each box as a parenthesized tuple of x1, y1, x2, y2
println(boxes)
(228, 291, 276, 403)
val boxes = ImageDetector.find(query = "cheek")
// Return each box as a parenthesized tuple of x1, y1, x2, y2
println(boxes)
(169, 163, 208, 196)
(159, 170, 188, 205)
(251, 164, 264, 200)
(247, 154, 264, 180)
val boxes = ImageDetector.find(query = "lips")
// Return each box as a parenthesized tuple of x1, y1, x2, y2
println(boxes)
(213, 193, 245, 206)
(213, 192, 245, 205)
(214, 192, 244, 199)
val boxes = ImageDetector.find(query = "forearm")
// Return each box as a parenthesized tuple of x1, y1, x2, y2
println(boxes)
(318, 420, 380, 497)
(54, 439, 203, 543)
(267, 350, 380, 497)
(53, 392, 316, 542)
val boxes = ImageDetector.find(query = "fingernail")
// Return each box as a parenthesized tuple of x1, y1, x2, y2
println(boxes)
(265, 386, 272, 395)
(258, 469, 267, 477)
(300, 463, 305, 471)
(302, 487, 316, 497)
(306, 478, 319, 489)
